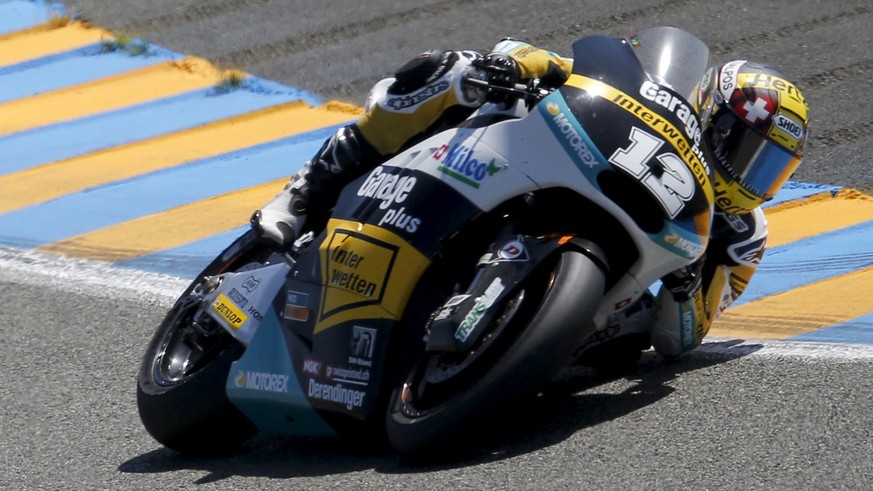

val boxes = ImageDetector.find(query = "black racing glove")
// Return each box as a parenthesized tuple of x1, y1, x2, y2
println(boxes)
(470, 52, 521, 104)
(661, 256, 705, 302)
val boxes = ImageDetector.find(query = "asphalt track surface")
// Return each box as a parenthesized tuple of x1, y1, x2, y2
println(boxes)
(3, 1, 873, 489)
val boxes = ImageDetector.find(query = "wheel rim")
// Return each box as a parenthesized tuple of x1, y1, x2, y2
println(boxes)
(399, 290, 534, 415)
(150, 296, 234, 387)
(398, 262, 558, 417)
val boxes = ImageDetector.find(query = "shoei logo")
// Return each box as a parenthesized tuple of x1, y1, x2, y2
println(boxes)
(773, 114, 804, 141)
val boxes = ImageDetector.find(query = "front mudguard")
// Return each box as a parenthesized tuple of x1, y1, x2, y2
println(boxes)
(426, 233, 608, 353)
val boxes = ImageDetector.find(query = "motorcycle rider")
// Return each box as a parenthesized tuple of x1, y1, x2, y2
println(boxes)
(250, 36, 810, 364)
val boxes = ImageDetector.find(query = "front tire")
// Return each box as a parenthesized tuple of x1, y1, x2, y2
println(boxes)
(385, 249, 605, 454)
(137, 233, 267, 455)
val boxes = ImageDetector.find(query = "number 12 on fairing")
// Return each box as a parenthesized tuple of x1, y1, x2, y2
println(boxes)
(608, 126, 695, 218)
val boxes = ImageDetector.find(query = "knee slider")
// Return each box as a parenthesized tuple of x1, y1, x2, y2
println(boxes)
(389, 49, 459, 95)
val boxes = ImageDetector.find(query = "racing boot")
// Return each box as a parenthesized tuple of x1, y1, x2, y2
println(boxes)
(572, 291, 654, 375)
(250, 124, 381, 246)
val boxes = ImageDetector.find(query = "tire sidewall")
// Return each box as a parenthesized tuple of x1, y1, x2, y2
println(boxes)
(385, 249, 605, 453)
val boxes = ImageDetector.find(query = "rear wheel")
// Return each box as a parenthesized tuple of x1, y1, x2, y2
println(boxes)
(385, 249, 605, 454)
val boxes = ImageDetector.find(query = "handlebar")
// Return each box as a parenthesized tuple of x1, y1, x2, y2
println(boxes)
(462, 75, 552, 107)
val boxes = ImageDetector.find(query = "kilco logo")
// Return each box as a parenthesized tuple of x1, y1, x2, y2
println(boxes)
(432, 143, 501, 188)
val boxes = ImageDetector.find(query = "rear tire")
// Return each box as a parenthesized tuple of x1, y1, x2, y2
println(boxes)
(385, 249, 605, 454)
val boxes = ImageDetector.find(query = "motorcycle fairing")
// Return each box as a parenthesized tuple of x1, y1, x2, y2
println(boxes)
(235, 217, 433, 421)
(552, 33, 715, 263)
(206, 262, 291, 346)
(331, 165, 483, 256)
(226, 306, 337, 437)
(315, 218, 431, 333)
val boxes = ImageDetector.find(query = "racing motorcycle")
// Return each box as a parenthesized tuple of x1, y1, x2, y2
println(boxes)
(137, 26, 715, 455)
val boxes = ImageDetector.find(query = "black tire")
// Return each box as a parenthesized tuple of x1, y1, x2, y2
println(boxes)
(137, 233, 266, 455)
(385, 249, 605, 454)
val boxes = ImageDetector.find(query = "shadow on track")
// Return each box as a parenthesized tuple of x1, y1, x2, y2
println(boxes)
(117, 339, 761, 483)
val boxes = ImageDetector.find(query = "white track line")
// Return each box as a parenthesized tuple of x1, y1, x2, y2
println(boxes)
(3, 246, 872, 361)
(0, 247, 189, 305)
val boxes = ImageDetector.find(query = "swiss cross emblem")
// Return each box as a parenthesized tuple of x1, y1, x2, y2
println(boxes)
(741, 98, 770, 124)
(730, 89, 777, 129)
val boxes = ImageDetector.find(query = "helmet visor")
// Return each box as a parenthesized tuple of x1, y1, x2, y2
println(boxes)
(713, 112, 802, 201)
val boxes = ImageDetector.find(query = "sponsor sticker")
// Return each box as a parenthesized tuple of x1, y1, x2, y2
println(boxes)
(542, 99, 601, 170)
(326, 365, 371, 385)
(302, 358, 322, 376)
(227, 288, 248, 308)
(315, 219, 431, 333)
(350, 325, 377, 359)
(284, 290, 310, 321)
(455, 278, 505, 342)
(432, 143, 502, 188)
(356, 167, 417, 210)
(664, 233, 706, 259)
(497, 238, 528, 261)
(307, 379, 366, 410)
(212, 293, 248, 329)
(234, 370, 289, 393)
(320, 231, 395, 321)
(433, 294, 470, 320)
(242, 276, 260, 293)
(386, 80, 450, 111)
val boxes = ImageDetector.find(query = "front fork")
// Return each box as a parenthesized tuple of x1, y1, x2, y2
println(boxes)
(425, 233, 607, 353)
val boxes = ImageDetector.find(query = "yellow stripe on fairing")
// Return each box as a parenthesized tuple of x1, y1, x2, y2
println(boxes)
(710, 265, 873, 339)
(0, 21, 112, 67)
(763, 189, 873, 248)
(0, 57, 224, 136)
(0, 101, 362, 214)
(37, 179, 287, 262)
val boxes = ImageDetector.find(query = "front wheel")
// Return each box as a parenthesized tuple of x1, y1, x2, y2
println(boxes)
(385, 249, 606, 454)
(137, 232, 268, 455)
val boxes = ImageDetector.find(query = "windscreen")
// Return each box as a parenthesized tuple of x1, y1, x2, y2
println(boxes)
(625, 26, 711, 103)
